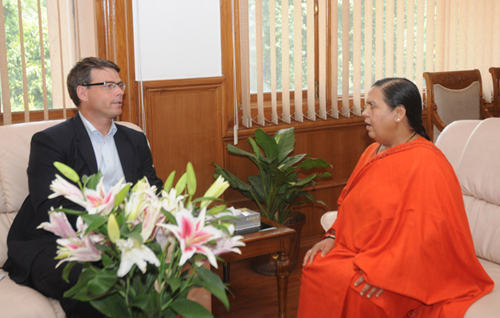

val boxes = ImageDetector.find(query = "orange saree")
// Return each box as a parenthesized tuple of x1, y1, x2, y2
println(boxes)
(298, 138, 493, 317)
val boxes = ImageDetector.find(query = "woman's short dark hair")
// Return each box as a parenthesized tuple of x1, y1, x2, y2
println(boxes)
(372, 77, 431, 141)
(66, 57, 121, 107)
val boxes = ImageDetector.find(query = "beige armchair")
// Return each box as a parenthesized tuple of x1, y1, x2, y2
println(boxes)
(423, 69, 491, 141)
(0, 120, 210, 317)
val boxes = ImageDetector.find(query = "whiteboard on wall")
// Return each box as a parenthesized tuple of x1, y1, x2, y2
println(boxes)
(132, 0, 222, 81)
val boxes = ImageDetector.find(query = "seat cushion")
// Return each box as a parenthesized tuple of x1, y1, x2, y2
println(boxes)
(0, 269, 65, 318)
(464, 258, 500, 317)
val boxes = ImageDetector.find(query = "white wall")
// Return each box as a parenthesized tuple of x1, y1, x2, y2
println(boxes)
(132, 0, 222, 81)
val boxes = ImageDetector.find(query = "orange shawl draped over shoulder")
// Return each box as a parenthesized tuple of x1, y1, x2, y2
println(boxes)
(298, 138, 493, 318)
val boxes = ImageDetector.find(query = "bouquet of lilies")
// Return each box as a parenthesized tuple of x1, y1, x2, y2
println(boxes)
(38, 161, 245, 318)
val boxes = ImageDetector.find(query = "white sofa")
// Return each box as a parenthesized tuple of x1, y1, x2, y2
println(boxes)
(320, 117, 500, 317)
(0, 119, 211, 317)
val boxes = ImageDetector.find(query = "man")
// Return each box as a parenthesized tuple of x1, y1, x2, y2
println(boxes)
(3, 57, 162, 317)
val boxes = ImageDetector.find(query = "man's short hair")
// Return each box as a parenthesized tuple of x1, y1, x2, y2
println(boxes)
(66, 57, 121, 107)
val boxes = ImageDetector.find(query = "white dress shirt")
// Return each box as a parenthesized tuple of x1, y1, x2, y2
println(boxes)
(79, 112, 125, 190)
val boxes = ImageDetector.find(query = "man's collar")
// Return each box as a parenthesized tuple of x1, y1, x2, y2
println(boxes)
(78, 112, 117, 137)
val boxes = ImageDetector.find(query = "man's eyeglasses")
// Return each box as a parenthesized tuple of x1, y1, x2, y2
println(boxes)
(82, 81, 126, 91)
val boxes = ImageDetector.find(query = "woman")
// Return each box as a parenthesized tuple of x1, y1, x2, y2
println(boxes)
(297, 78, 493, 317)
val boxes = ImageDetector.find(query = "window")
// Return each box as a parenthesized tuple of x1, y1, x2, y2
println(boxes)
(0, 0, 97, 125)
(232, 0, 500, 128)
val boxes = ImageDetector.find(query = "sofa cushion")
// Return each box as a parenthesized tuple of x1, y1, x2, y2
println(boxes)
(0, 120, 64, 215)
(0, 269, 64, 318)
(434, 120, 481, 171)
(454, 118, 500, 264)
(464, 257, 500, 317)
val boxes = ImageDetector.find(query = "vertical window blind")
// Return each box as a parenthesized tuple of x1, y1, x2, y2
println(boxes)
(0, 0, 96, 125)
(234, 0, 500, 129)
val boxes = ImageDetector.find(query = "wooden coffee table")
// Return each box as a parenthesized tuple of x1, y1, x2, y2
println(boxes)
(219, 218, 295, 318)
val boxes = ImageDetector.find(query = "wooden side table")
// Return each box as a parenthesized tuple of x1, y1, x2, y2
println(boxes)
(219, 218, 295, 318)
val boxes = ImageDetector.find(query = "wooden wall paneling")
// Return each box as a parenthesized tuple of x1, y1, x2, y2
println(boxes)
(95, 0, 138, 124)
(221, 120, 372, 238)
(142, 77, 225, 196)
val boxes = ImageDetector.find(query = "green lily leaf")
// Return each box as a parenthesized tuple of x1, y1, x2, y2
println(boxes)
(196, 265, 230, 310)
(167, 276, 182, 293)
(101, 253, 114, 268)
(130, 294, 152, 313)
(114, 183, 131, 207)
(90, 293, 129, 318)
(61, 262, 77, 283)
(52, 207, 86, 215)
(63, 266, 97, 299)
(88, 269, 119, 295)
(84, 171, 103, 190)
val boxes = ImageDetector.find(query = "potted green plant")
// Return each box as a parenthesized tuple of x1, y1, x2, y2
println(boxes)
(212, 127, 332, 274)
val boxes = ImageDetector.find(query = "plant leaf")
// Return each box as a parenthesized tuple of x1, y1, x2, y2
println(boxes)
(171, 299, 213, 318)
(87, 269, 119, 295)
(196, 265, 230, 310)
(275, 127, 296, 163)
(254, 128, 278, 159)
(297, 157, 332, 170)
(114, 183, 131, 207)
(227, 143, 257, 160)
(90, 293, 129, 318)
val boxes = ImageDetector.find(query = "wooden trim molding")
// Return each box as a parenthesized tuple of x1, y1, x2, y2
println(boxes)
(95, 0, 137, 124)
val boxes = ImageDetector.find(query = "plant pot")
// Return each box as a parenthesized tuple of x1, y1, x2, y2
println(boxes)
(250, 210, 306, 276)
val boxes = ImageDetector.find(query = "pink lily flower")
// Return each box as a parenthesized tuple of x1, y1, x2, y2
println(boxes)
(211, 234, 245, 256)
(55, 234, 102, 267)
(38, 211, 102, 267)
(83, 177, 127, 215)
(159, 208, 222, 268)
(48, 175, 86, 206)
(38, 210, 78, 239)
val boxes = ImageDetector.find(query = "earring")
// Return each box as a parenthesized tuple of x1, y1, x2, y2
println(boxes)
(397, 118, 400, 121)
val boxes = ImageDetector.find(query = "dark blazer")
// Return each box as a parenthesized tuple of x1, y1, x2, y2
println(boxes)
(3, 114, 162, 284)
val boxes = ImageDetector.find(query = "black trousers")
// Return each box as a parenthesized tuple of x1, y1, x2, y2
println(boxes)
(31, 245, 105, 318)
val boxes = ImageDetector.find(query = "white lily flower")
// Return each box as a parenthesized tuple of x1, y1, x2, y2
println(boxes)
(200, 176, 229, 209)
(116, 238, 160, 277)
(161, 188, 185, 214)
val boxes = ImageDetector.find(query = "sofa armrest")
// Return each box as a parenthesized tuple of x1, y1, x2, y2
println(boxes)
(320, 211, 338, 232)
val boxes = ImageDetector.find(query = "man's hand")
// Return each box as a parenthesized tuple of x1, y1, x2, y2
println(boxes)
(302, 238, 335, 266)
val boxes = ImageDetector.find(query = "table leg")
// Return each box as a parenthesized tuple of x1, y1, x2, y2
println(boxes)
(223, 262, 231, 283)
(275, 235, 291, 318)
